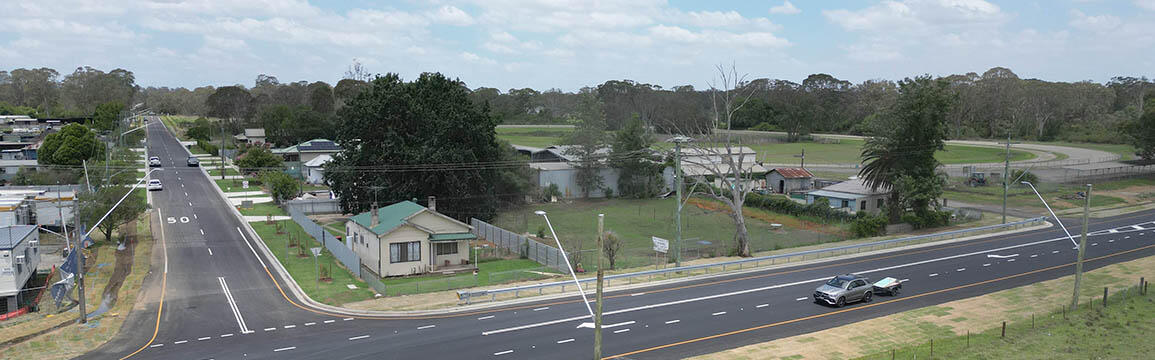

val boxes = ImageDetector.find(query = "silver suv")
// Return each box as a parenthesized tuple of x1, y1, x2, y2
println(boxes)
(814, 274, 872, 307)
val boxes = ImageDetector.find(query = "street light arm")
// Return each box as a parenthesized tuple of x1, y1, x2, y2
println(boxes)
(538, 213, 595, 319)
(84, 168, 158, 240)
(1022, 181, 1079, 248)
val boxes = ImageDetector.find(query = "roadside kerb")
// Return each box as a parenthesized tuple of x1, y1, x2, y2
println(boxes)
(457, 217, 1046, 304)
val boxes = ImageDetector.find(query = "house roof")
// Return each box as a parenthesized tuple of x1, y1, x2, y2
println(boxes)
(273, 139, 341, 154)
(771, 168, 813, 179)
(815, 178, 889, 196)
(807, 189, 869, 200)
(534, 145, 612, 162)
(350, 201, 426, 236)
(429, 233, 476, 242)
(244, 128, 266, 138)
(0, 225, 36, 250)
(303, 154, 333, 167)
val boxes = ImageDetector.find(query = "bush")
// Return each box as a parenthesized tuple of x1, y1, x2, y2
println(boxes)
(901, 210, 952, 230)
(749, 122, 778, 132)
(260, 171, 299, 203)
(541, 184, 561, 202)
(851, 213, 888, 238)
(197, 139, 219, 156)
(602, 187, 614, 199)
(236, 147, 283, 174)
(744, 192, 855, 222)
(1011, 169, 1038, 185)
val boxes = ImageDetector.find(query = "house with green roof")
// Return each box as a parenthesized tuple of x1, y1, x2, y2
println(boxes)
(345, 198, 476, 277)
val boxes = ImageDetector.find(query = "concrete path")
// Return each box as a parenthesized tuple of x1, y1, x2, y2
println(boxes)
(225, 191, 268, 197)
(230, 197, 273, 206)
(244, 215, 290, 222)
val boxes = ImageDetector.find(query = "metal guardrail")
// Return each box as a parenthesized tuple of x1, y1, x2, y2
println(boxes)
(457, 216, 1047, 304)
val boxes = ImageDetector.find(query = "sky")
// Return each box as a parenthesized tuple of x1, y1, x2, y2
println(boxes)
(2, 0, 1153, 92)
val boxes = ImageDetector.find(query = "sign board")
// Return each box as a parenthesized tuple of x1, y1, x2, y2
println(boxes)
(652, 236, 669, 253)
(241, 200, 253, 209)
(310, 247, 322, 257)
(242, 180, 250, 189)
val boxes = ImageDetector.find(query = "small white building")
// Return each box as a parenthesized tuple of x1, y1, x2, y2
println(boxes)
(302, 154, 332, 184)
(346, 199, 475, 277)
(0, 225, 40, 313)
(663, 146, 769, 192)
(806, 178, 890, 215)
(767, 168, 814, 194)
(234, 128, 267, 145)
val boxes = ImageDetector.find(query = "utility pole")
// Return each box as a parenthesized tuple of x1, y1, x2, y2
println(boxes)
(220, 119, 226, 180)
(1071, 184, 1091, 310)
(593, 214, 605, 360)
(74, 198, 86, 324)
(795, 147, 805, 169)
(1002, 133, 1011, 224)
(673, 139, 685, 268)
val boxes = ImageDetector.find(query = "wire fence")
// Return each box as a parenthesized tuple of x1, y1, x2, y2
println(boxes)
(1060, 164, 1155, 183)
(471, 218, 571, 273)
(858, 278, 1150, 360)
(288, 207, 360, 278)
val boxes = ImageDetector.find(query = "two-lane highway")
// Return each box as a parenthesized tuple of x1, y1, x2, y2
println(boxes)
(87, 118, 1155, 359)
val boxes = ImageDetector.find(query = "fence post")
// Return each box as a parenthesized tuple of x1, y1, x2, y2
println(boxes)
(1001, 321, 1006, 337)
(929, 339, 933, 357)
(1103, 287, 1108, 307)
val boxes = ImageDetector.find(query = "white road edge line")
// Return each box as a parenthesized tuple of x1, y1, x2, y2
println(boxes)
(235, 227, 268, 269)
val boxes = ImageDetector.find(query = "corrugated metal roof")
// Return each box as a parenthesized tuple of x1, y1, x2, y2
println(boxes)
(771, 168, 813, 179)
(429, 233, 476, 242)
(815, 178, 889, 196)
(349, 201, 426, 236)
(0, 225, 36, 249)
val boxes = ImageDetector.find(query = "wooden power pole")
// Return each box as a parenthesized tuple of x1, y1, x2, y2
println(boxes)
(593, 214, 605, 360)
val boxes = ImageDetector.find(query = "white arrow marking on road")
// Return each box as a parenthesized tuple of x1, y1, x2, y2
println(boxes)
(987, 253, 1019, 259)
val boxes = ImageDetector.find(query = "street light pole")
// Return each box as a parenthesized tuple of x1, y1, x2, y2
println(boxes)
(1002, 133, 1011, 224)
(534, 210, 594, 318)
(668, 136, 691, 268)
(1072, 184, 1092, 310)
(593, 214, 605, 360)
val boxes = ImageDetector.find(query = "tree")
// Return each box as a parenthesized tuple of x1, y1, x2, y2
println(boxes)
(859, 76, 954, 223)
(235, 147, 283, 174)
(602, 230, 623, 270)
(563, 92, 607, 198)
(38, 123, 104, 166)
(612, 116, 662, 198)
(206, 86, 252, 121)
(261, 170, 299, 203)
(78, 185, 149, 245)
(326, 72, 523, 221)
(1126, 98, 1155, 160)
(307, 81, 335, 114)
(91, 101, 124, 132)
(185, 117, 213, 142)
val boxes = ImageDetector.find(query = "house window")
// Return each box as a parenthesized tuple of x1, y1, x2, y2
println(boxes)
(859, 201, 866, 211)
(841, 200, 849, 208)
(877, 198, 884, 209)
(390, 241, 421, 263)
(435, 242, 458, 255)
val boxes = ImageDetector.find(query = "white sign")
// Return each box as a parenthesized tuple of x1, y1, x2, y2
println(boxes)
(242, 180, 250, 189)
(652, 236, 669, 253)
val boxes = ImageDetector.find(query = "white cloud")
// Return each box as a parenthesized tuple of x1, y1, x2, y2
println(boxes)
(769, 1, 801, 15)
(461, 51, 496, 65)
(1068, 10, 1121, 32)
(427, 5, 475, 26)
(1136, 0, 1155, 11)
(824, 0, 1009, 62)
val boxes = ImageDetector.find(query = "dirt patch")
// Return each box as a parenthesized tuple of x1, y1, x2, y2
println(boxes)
(690, 254, 1155, 360)
(101, 220, 137, 308)
(687, 198, 850, 237)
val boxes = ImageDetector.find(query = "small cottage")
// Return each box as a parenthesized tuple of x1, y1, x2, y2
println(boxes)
(767, 168, 814, 194)
(346, 199, 475, 277)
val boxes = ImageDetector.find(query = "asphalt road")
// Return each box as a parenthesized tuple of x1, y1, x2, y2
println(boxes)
(86, 118, 1155, 360)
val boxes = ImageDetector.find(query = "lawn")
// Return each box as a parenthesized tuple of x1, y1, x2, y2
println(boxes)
(491, 198, 848, 270)
(378, 258, 555, 296)
(249, 220, 376, 305)
(496, 127, 575, 148)
(215, 178, 259, 192)
(944, 182, 1127, 211)
(208, 168, 240, 176)
(747, 138, 1034, 165)
(238, 202, 286, 217)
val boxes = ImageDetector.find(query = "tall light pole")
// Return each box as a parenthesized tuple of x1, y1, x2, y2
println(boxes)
(1022, 181, 1089, 310)
(668, 136, 692, 267)
(593, 213, 605, 360)
(534, 210, 594, 319)
(1002, 134, 1011, 224)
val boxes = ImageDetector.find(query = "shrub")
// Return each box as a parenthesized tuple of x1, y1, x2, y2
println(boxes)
(851, 213, 888, 238)
(901, 210, 952, 230)
(749, 122, 778, 132)
(1011, 169, 1038, 185)
(541, 183, 561, 202)
(197, 139, 219, 156)
(602, 187, 614, 198)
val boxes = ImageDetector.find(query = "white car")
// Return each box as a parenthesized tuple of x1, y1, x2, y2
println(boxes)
(148, 156, 162, 167)
(147, 179, 163, 191)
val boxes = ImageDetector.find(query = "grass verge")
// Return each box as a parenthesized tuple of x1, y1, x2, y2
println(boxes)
(379, 258, 556, 296)
(248, 220, 375, 305)
(215, 178, 259, 193)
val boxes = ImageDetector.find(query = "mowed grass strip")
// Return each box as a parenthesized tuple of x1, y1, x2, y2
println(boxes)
(249, 219, 376, 305)
(378, 258, 555, 296)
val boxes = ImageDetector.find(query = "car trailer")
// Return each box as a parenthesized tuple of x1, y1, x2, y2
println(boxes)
(872, 277, 903, 296)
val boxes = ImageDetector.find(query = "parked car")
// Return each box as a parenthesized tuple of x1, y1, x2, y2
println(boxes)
(147, 179, 163, 191)
(187, 156, 200, 167)
(148, 156, 162, 167)
(813, 274, 873, 307)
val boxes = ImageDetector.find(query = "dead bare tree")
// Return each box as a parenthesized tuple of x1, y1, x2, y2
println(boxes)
(674, 64, 759, 257)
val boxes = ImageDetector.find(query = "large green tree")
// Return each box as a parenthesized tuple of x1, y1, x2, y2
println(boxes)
(1127, 97, 1155, 160)
(78, 185, 149, 244)
(612, 116, 662, 198)
(859, 76, 954, 223)
(91, 101, 124, 132)
(325, 72, 522, 220)
(235, 147, 283, 174)
(38, 123, 104, 166)
(563, 92, 608, 198)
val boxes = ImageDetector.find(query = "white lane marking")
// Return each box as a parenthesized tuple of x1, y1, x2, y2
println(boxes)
(557, 338, 575, 344)
(987, 253, 1019, 259)
(712, 311, 727, 316)
(200, 229, 205, 235)
(480, 228, 1139, 336)
(1109, 240, 1115, 243)
(220, 333, 233, 338)
(1126, 236, 1132, 239)
(324, 320, 335, 324)
(957, 268, 965, 272)
(284, 325, 296, 329)
(181, 184, 184, 188)
(900, 279, 910, 283)
(1092, 243, 1099, 246)
(533, 307, 550, 311)
(666, 320, 681, 324)
(218, 277, 252, 334)
(184, 192, 188, 196)
(630, 292, 646, 297)
(983, 263, 991, 267)
(174, 340, 188, 344)
(197, 337, 210, 341)
(478, 316, 495, 320)
(305, 322, 316, 326)
(1109, 229, 1119, 233)
(235, 227, 268, 269)
(264, 328, 276, 332)
(494, 350, 514, 356)
(1008, 259, 1016, 262)
(795, 297, 808, 301)
(1134, 225, 1144, 230)
(274, 347, 296, 352)
(929, 273, 939, 277)
(1052, 250, 1060, 254)
(207, 248, 212, 256)
(159, 208, 169, 274)
(418, 325, 436, 330)
(756, 304, 769, 308)
(149, 344, 163, 348)
(614, 328, 630, 334)
(343, 317, 354, 321)
(194, 214, 197, 219)
(349, 335, 370, 341)
(188, 202, 192, 206)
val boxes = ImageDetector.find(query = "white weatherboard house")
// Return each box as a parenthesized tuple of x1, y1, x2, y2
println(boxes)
(346, 199, 475, 277)
(806, 178, 890, 215)
(0, 225, 39, 313)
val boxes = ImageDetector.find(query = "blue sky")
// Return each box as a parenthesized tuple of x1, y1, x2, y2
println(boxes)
(3, 0, 1153, 91)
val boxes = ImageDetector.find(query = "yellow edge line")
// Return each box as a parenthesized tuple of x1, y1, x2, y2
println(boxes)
(121, 211, 168, 359)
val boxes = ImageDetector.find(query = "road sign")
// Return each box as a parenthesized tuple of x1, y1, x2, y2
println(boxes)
(242, 180, 249, 189)
(310, 247, 322, 257)
(652, 236, 669, 253)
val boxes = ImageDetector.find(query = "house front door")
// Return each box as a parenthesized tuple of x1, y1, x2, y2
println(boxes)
(778, 180, 785, 193)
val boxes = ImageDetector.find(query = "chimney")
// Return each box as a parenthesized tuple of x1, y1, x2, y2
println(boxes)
(427, 196, 436, 212)
(370, 202, 379, 228)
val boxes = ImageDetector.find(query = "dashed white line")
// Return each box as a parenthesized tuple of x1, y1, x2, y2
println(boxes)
(711, 311, 727, 316)
(1126, 236, 1132, 239)
(665, 320, 681, 324)
(193, 214, 197, 219)
(983, 263, 991, 267)
(304, 322, 316, 326)
(348, 335, 370, 341)
(220, 333, 233, 338)
(197, 337, 211, 341)
(343, 317, 354, 321)
(533, 307, 550, 311)
(478, 316, 495, 320)
(284, 325, 296, 329)
(324, 320, 336, 324)
(273, 347, 296, 352)
(557, 338, 575, 344)
(264, 328, 276, 332)
(207, 248, 212, 256)
(794, 297, 808, 301)
(1092, 243, 1099, 246)
(188, 202, 193, 206)
(184, 192, 188, 196)
(149, 344, 163, 348)
(929, 273, 939, 277)
(613, 328, 630, 334)
(1030, 254, 1038, 258)
(900, 279, 910, 282)
(630, 292, 646, 296)
(957, 268, 966, 272)
(494, 350, 514, 356)
(174, 340, 188, 344)
(1008, 259, 1016, 262)
(200, 229, 205, 235)
(1052, 250, 1060, 254)
(1109, 240, 1115, 243)
(755, 304, 769, 308)
(418, 325, 436, 330)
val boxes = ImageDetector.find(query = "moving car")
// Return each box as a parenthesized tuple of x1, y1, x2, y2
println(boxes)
(147, 179, 163, 191)
(814, 274, 873, 307)
(148, 156, 162, 167)
(187, 156, 200, 167)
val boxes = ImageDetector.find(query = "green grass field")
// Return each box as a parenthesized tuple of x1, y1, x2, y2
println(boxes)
(238, 202, 285, 217)
(496, 127, 574, 148)
(944, 182, 1126, 211)
(249, 220, 375, 305)
(378, 258, 554, 296)
(491, 198, 847, 269)
(208, 168, 240, 176)
(215, 178, 259, 192)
